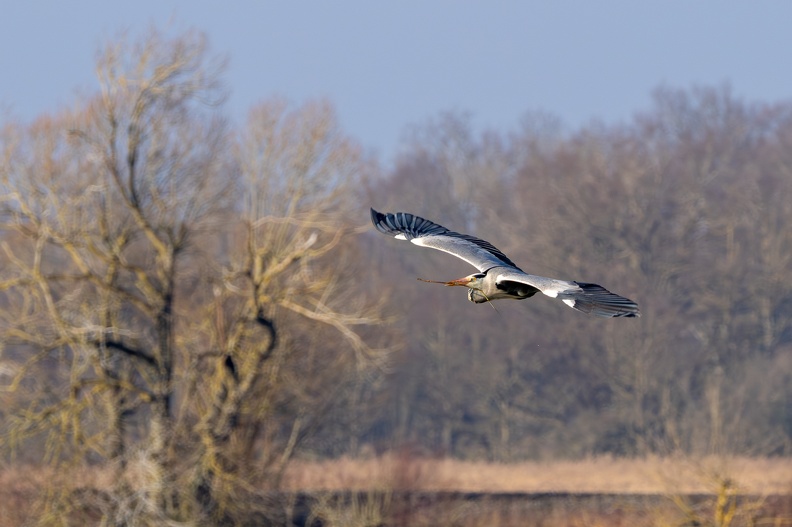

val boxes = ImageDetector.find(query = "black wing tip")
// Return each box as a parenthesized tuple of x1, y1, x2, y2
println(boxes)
(566, 282, 641, 318)
(370, 207, 383, 226)
(370, 207, 384, 221)
(370, 209, 440, 239)
(370, 208, 395, 235)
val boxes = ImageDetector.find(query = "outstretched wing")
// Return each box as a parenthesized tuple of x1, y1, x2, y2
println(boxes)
(495, 270, 641, 318)
(370, 209, 521, 273)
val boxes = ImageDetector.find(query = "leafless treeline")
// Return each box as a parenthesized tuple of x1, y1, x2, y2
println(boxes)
(367, 87, 792, 462)
(0, 27, 791, 525)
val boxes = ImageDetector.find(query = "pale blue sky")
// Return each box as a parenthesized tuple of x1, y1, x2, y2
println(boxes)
(3, 2, 792, 164)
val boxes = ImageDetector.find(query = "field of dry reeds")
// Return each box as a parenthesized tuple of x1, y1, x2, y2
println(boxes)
(282, 454, 792, 495)
(2, 456, 791, 526)
(280, 455, 792, 526)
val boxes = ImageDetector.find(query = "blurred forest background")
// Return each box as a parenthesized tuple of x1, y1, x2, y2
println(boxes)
(1, 28, 791, 524)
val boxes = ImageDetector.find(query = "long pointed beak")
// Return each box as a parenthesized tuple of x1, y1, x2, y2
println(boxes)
(418, 277, 472, 287)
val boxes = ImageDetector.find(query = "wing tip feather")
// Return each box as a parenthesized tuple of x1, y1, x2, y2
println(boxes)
(562, 282, 641, 318)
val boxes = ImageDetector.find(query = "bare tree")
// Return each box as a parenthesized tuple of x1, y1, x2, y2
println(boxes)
(0, 28, 232, 523)
(0, 29, 389, 525)
(179, 98, 391, 521)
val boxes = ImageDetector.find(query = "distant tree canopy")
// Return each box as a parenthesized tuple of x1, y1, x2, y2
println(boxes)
(365, 85, 792, 460)
(1, 26, 791, 526)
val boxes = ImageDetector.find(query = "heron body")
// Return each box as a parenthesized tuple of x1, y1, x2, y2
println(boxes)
(371, 209, 640, 318)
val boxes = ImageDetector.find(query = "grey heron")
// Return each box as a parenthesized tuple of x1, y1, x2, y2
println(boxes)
(371, 209, 640, 318)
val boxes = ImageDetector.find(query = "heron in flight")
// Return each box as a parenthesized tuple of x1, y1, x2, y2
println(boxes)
(371, 209, 640, 318)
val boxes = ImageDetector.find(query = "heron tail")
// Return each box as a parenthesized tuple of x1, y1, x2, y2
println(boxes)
(557, 282, 641, 318)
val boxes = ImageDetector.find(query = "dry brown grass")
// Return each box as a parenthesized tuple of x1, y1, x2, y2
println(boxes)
(0, 464, 118, 525)
(0, 466, 47, 526)
(2, 456, 791, 526)
(283, 455, 792, 527)
(282, 454, 792, 495)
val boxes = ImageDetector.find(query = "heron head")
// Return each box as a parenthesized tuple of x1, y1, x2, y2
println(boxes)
(444, 273, 485, 289)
